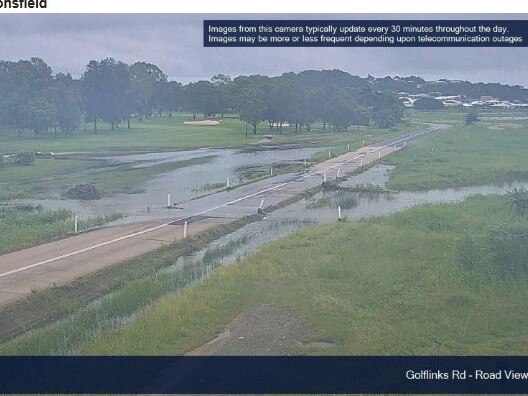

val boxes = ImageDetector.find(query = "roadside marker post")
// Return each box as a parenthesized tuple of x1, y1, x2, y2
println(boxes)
(183, 221, 188, 239)
(393, 145, 397, 152)
(337, 169, 341, 178)
(74, 215, 78, 233)
(270, 167, 273, 176)
(328, 150, 331, 159)
(404, 140, 407, 148)
(323, 172, 327, 183)
(338, 206, 342, 221)
(360, 158, 363, 166)
(378, 152, 381, 159)
(304, 158, 307, 166)
(226, 177, 230, 189)
(167, 194, 171, 208)
(259, 198, 265, 210)
(347, 144, 350, 151)
(362, 140, 365, 146)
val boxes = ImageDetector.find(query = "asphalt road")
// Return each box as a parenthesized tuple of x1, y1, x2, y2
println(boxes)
(0, 124, 447, 306)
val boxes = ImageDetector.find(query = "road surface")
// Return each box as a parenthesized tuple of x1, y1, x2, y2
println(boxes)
(0, 124, 446, 306)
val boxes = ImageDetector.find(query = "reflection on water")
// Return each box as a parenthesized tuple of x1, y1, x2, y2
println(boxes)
(12, 146, 324, 223)
(171, 164, 528, 276)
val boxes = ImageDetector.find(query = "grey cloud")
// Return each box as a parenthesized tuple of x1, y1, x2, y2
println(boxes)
(0, 14, 526, 86)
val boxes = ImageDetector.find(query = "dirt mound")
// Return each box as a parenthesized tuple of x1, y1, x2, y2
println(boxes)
(183, 120, 220, 126)
(63, 184, 102, 200)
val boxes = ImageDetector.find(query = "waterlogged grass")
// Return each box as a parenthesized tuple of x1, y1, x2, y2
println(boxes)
(0, 158, 88, 184)
(386, 122, 528, 190)
(306, 190, 359, 210)
(93, 155, 216, 195)
(1, 154, 216, 200)
(44, 194, 527, 356)
(0, 236, 249, 355)
(0, 204, 123, 254)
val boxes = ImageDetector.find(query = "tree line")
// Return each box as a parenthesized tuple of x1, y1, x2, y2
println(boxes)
(9, 57, 514, 138)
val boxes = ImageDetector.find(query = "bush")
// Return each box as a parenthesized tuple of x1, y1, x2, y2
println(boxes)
(14, 150, 35, 166)
(63, 184, 102, 200)
(488, 223, 528, 275)
(0, 154, 4, 168)
(457, 222, 528, 277)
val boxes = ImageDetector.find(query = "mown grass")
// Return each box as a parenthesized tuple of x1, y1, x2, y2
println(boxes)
(17, 193, 522, 356)
(0, 115, 421, 201)
(0, 113, 420, 154)
(408, 108, 528, 125)
(0, 204, 123, 254)
(385, 121, 528, 190)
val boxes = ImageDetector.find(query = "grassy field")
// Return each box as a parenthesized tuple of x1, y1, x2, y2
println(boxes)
(0, 114, 418, 154)
(385, 120, 528, 190)
(4, 194, 527, 355)
(0, 204, 123, 255)
(0, 115, 421, 201)
(408, 108, 528, 125)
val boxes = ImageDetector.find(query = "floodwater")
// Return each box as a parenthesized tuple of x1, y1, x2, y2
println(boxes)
(480, 116, 528, 121)
(13, 146, 324, 223)
(15, 162, 528, 353)
(166, 164, 528, 276)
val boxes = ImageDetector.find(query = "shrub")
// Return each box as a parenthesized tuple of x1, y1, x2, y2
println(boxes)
(63, 184, 102, 200)
(487, 223, 528, 275)
(14, 150, 36, 166)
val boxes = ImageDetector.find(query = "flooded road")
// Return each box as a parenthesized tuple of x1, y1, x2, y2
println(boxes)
(14, 146, 325, 223)
(170, 164, 528, 278)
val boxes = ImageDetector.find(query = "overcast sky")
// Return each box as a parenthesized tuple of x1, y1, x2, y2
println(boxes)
(0, 14, 526, 86)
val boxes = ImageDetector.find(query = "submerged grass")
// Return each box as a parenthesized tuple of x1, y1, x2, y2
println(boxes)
(0, 204, 123, 254)
(55, 194, 528, 356)
(0, 236, 249, 355)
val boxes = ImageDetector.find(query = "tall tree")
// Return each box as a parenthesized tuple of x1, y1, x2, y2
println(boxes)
(129, 62, 168, 119)
(81, 58, 131, 131)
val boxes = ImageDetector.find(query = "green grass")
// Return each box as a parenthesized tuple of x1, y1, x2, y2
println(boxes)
(0, 155, 216, 200)
(385, 121, 528, 190)
(0, 113, 420, 154)
(0, 236, 248, 355)
(0, 115, 421, 201)
(0, 204, 123, 254)
(10, 193, 522, 356)
(92, 155, 216, 195)
(408, 108, 528, 125)
(0, 158, 88, 184)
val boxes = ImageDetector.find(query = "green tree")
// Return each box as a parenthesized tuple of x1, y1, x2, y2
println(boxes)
(238, 88, 266, 137)
(129, 62, 167, 118)
(507, 188, 528, 219)
(49, 73, 82, 135)
(465, 109, 479, 125)
(413, 97, 445, 110)
(81, 58, 131, 132)
(14, 150, 36, 166)
(21, 98, 57, 136)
